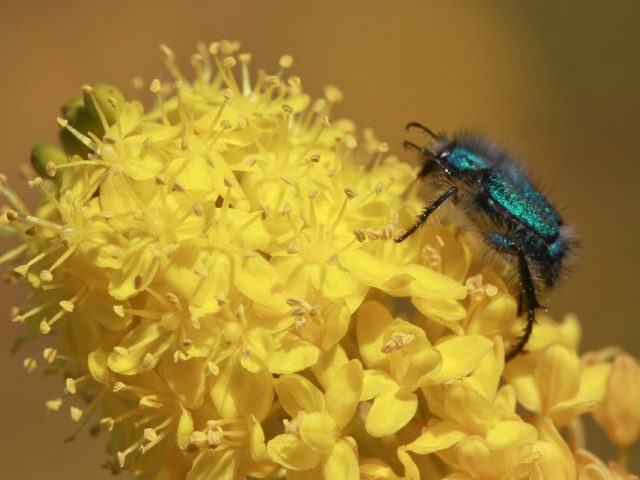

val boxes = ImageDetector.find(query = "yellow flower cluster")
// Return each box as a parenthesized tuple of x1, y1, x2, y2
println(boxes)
(2, 41, 638, 479)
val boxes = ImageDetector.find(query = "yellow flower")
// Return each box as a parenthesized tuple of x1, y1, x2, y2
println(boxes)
(357, 300, 492, 436)
(592, 351, 640, 449)
(266, 358, 363, 480)
(3, 39, 637, 480)
(574, 449, 640, 480)
(405, 381, 537, 475)
(504, 341, 611, 427)
(529, 417, 576, 480)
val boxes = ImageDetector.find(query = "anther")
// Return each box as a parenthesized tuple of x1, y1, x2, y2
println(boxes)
(23, 357, 37, 372)
(113, 382, 127, 393)
(209, 42, 220, 56)
(59, 300, 74, 312)
(66, 377, 78, 394)
(43, 348, 58, 363)
(70, 406, 83, 422)
(381, 333, 415, 353)
(324, 85, 343, 103)
(39, 319, 51, 335)
(144, 428, 158, 442)
(222, 56, 237, 69)
(45, 162, 57, 177)
(150, 79, 162, 94)
(100, 417, 115, 432)
(113, 346, 129, 357)
(28, 177, 43, 188)
(139, 395, 163, 409)
(46, 398, 63, 412)
(344, 188, 358, 199)
(279, 55, 294, 69)
(142, 353, 157, 369)
(192, 203, 203, 217)
(265, 75, 280, 87)
(207, 362, 220, 376)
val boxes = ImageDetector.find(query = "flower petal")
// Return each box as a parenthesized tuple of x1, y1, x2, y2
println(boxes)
(275, 374, 325, 416)
(366, 390, 417, 437)
(405, 420, 466, 454)
(267, 433, 322, 470)
(186, 449, 237, 480)
(425, 335, 493, 384)
(485, 420, 537, 449)
(325, 360, 363, 430)
(321, 437, 359, 480)
(210, 355, 274, 420)
(299, 412, 338, 454)
(357, 300, 393, 369)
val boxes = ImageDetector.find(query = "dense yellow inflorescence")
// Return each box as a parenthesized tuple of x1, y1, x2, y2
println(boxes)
(2, 41, 638, 479)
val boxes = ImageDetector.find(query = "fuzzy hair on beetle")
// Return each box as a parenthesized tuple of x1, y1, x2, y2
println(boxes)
(396, 122, 578, 361)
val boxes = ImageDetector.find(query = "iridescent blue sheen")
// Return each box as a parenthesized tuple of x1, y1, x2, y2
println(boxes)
(485, 170, 559, 240)
(447, 147, 487, 171)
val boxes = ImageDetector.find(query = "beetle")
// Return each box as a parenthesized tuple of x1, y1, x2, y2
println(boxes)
(396, 122, 575, 361)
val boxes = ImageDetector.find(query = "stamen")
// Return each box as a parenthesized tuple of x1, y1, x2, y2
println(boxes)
(0, 243, 28, 265)
(107, 96, 124, 140)
(56, 117, 100, 153)
(381, 333, 415, 353)
(0, 191, 28, 218)
(13, 212, 68, 234)
(159, 44, 186, 84)
(150, 79, 170, 127)
(238, 53, 252, 95)
(81, 85, 109, 132)
(117, 438, 144, 469)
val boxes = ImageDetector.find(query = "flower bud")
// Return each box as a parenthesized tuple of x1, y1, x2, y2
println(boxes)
(82, 83, 125, 125)
(593, 352, 640, 448)
(30, 141, 66, 178)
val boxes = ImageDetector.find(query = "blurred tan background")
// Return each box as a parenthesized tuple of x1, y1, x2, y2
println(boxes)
(0, 0, 638, 477)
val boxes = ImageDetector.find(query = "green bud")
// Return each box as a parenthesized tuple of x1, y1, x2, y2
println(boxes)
(59, 105, 103, 157)
(30, 141, 67, 178)
(83, 83, 125, 125)
(61, 96, 84, 119)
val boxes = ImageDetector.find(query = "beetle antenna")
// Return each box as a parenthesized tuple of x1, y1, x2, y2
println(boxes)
(405, 122, 439, 140)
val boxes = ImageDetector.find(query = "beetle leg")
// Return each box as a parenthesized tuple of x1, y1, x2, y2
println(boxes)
(505, 246, 541, 361)
(395, 185, 457, 243)
(481, 233, 540, 361)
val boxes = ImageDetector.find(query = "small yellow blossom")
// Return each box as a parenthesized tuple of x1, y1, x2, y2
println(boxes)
(504, 339, 611, 427)
(574, 449, 640, 480)
(358, 300, 492, 436)
(592, 352, 640, 449)
(266, 358, 363, 479)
